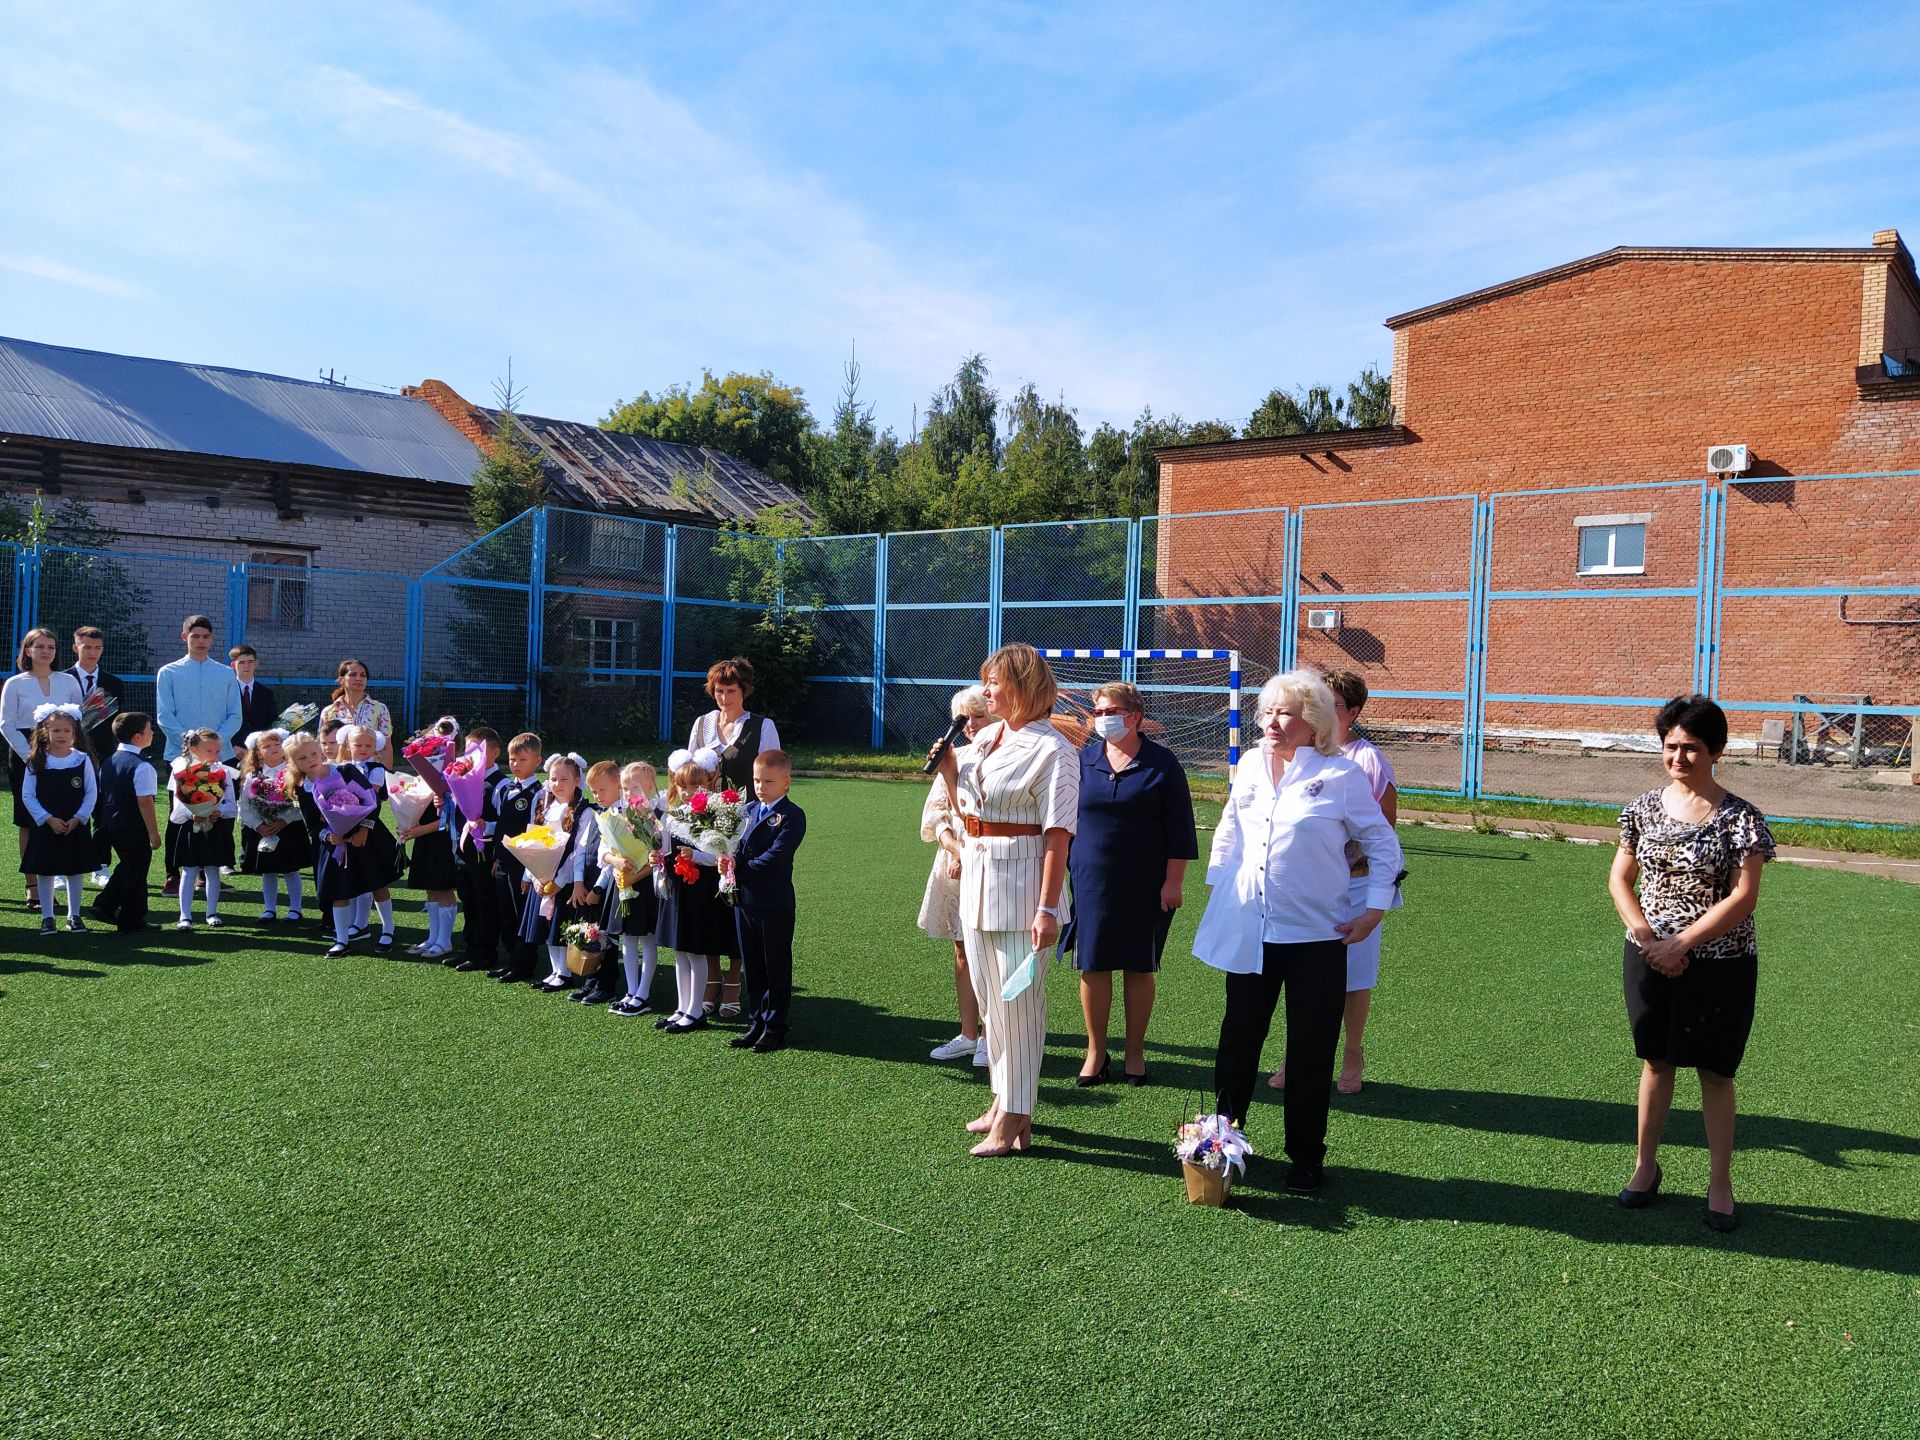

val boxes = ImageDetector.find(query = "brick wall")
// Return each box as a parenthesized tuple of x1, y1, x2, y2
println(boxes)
(1155, 241, 1920, 737)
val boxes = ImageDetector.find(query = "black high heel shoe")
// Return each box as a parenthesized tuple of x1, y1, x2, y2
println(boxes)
(1074, 1054, 1111, 1089)
(1617, 1164, 1662, 1209)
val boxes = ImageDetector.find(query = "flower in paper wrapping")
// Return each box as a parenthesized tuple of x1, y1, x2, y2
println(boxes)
(441, 744, 491, 849)
(596, 807, 656, 900)
(1173, 1113, 1253, 1177)
(175, 761, 228, 831)
(276, 702, 321, 734)
(311, 771, 378, 864)
(665, 789, 752, 902)
(241, 766, 301, 852)
(504, 824, 570, 917)
(80, 689, 119, 728)
(387, 774, 437, 835)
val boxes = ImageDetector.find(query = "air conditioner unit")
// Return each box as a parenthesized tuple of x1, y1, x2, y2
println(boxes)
(1707, 443, 1750, 475)
(1306, 608, 1342, 631)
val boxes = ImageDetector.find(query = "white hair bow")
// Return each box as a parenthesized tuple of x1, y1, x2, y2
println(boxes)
(32, 702, 83, 724)
(666, 748, 693, 774)
(244, 727, 290, 751)
(691, 746, 722, 774)
(545, 751, 587, 774)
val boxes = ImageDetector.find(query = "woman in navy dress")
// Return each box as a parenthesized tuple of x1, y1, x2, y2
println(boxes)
(1063, 682, 1198, 1086)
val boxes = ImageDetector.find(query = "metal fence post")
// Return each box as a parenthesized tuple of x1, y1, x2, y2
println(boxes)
(658, 524, 678, 742)
(1708, 484, 1728, 698)
(871, 534, 889, 749)
(987, 527, 1004, 652)
(1462, 497, 1491, 798)
(13, 544, 38, 633)
(1120, 517, 1142, 682)
(403, 578, 424, 735)
(226, 563, 248, 655)
(1278, 510, 1301, 671)
(526, 506, 548, 728)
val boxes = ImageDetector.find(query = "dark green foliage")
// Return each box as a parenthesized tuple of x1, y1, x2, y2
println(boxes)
(604, 371, 818, 494)
(1246, 363, 1395, 438)
(1, 494, 154, 675)
(467, 409, 549, 540)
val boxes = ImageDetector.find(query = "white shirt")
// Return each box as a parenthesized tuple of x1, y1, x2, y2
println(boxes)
(954, 718, 1078, 933)
(537, 794, 600, 885)
(23, 749, 98, 824)
(118, 742, 160, 799)
(1192, 744, 1402, 973)
(688, 711, 782, 763)
(1, 671, 84, 760)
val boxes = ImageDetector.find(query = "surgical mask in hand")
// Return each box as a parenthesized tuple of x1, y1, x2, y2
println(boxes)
(1092, 714, 1129, 742)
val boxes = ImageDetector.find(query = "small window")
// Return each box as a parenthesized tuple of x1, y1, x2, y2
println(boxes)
(1574, 513, 1648, 576)
(248, 550, 311, 629)
(586, 518, 655, 574)
(575, 616, 639, 680)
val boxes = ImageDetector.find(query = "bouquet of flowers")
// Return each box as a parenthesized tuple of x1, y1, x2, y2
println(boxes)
(596, 806, 657, 901)
(240, 767, 301, 852)
(560, 919, 608, 977)
(310, 770, 378, 865)
(442, 744, 492, 848)
(504, 824, 570, 919)
(386, 773, 437, 835)
(665, 787, 752, 902)
(175, 761, 229, 832)
(1173, 1113, 1253, 1206)
(276, 702, 321, 734)
(80, 688, 119, 730)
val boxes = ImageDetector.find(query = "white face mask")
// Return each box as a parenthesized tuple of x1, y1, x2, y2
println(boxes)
(1092, 714, 1129, 742)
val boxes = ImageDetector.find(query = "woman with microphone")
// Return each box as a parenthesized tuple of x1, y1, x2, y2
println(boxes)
(928, 644, 1078, 1158)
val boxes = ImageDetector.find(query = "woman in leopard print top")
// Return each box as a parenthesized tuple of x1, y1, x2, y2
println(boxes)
(1608, 695, 1773, 1233)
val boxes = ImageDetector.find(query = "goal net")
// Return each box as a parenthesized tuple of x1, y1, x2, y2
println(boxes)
(1038, 648, 1241, 775)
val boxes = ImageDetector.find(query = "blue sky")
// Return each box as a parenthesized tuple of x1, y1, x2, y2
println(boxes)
(3, 2, 1916, 438)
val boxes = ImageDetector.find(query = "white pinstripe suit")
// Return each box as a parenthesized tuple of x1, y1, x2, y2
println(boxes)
(955, 719, 1079, 1116)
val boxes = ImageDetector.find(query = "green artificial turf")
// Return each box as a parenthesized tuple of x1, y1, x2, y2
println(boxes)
(2, 779, 1917, 1439)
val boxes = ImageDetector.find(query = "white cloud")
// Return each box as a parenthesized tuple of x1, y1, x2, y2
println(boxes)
(0, 253, 145, 299)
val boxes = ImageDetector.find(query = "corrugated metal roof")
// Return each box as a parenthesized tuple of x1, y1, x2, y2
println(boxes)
(496, 410, 814, 525)
(0, 335, 482, 486)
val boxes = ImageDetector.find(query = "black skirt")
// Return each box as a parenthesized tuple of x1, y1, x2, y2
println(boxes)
(656, 862, 735, 956)
(248, 818, 315, 875)
(22, 820, 100, 876)
(1623, 938, 1759, 1078)
(9, 750, 30, 829)
(167, 816, 235, 871)
(314, 820, 401, 905)
(407, 826, 458, 892)
(607, 871, 659, 937)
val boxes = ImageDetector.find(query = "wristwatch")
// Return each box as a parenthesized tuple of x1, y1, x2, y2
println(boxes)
(1036, 904, 1060, 918)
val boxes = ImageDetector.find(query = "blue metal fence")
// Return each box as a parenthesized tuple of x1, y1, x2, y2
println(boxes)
(6, 473, 1915, 823)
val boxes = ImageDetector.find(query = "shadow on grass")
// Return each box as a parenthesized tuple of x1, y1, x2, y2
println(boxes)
(1351, 1082, 1920, 1170)
(1038, 1122, 1920, 1274)
(1398, 842, 1534, 863)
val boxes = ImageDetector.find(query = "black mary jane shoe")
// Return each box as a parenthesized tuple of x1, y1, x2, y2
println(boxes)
(1703, 1204, 1738, 1234)
(1074, 1055, 1111, 1089)
(1617, 1164, 1662, 1210)
(664, 1015, 707, 1034)
(376, 933, 395, 951)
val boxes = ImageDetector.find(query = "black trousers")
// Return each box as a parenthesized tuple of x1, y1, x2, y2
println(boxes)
(734, 906, 795, 1036)
(1213, 939, 1347, 1164)
(95, 830, 154, 930)
(458, 855, 500, 961)
(494, 867, 539, 975)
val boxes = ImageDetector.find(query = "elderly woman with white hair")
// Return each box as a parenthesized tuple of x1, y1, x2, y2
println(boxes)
(919, 684, 993, 1067)
(1192, 669, 1403, 1193)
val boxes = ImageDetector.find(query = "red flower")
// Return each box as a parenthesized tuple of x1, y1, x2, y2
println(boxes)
(672, 853, 700, 884)
(720, 788, 741, 804)
(689, 791, 710, 815)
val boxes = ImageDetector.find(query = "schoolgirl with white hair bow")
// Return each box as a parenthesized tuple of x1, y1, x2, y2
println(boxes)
(653, 745, 733, 1033)
(528, 751, 604, 993)
(19, 701, 100, 935)
(237, 726, 314, 922)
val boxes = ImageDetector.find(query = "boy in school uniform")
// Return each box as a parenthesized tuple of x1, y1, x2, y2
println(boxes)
(488, 733, 545, 983)
(726, 749, 807, 1054)
(68, 625, 122, 885)
(452, 726, 506, 972)
(230, 646, 279, 756)
(91, 710, 163, 933)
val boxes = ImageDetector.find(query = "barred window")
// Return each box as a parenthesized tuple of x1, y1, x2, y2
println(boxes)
(248, 550, 311, 630)
(575, 615, 639, 679)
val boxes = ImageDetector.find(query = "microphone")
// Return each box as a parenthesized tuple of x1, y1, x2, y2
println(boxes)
(922, 713, 970, 774)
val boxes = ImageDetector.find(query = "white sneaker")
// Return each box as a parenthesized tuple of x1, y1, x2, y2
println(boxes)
(973, 1037, 989, 1067)
(175, 918, 193, 930)
(205, 915, 224, 928)
(92, 870, 110, 887)
(930, 1033, 977, 1061)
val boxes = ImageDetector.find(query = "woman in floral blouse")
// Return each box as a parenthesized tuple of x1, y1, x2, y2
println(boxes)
(319, 658, 394, 769)
(1608, 695, 1773, 1233)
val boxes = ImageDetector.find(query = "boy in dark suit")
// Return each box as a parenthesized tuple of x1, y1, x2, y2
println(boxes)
(488, 732, 545, 983)
(69, 625, 123, 884)
(726, 749, 807, 1053)
(91, 710, 163, 932)
(452, 725, 506, 972)
(229, 646, 279, 752)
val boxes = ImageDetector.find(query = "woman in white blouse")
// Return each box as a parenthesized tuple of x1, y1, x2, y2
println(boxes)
(5, 628, 85, 907)
(1192, 669, 1402, 1194)
(687, 656, 781, 792)
(931, 644, 1078, 1158)
(918, 684, 992, 1066)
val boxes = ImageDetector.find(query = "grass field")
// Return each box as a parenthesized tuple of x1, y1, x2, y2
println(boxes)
(3, 777, 1918, 1439)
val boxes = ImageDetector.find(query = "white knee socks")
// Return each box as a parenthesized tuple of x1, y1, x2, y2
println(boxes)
(621, 933, 658, 999)
(285, 872, 303, 913)
(673, 954, 709, 1018)
(332, 907, 353, 945)
(202, 868, 222, 917)
(426, 902, 456, 950)
(547, 944, 569, 980)
(178, 867, 202, 921)
(375, 897, 394, 938)
(352, 893, 371, 931)
(262, 874, 280, 914)
(38, 875, 83, 920)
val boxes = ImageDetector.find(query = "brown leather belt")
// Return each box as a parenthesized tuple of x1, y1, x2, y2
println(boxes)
(960, 815, 1041, 838)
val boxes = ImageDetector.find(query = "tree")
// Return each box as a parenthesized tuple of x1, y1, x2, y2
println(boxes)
(603, 371, 818, 493)
(0, 494, 154, 677)
(1085, 409, 1236, 519)
(920, 355, 999, 480)
(1346, 364, 1394, 429)
(469, 376, 549, 537)
(1245, 364, 1395, 439)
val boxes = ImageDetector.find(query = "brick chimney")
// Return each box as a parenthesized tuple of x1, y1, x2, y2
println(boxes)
(404, 379, 496, 451)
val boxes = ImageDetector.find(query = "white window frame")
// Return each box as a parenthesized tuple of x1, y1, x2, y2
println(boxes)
(248, 549, 312, 630)
(575, 615, 639, 680)
(1573, 513, 1649, 577)
(586, 517, 654, 574)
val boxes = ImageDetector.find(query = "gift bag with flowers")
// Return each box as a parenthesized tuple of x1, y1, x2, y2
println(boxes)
(1173, 1113, 1252, 1206)
(665, 787, 752, 902)
(175, 761, 229, 832)
(560, 920, 608, 976)
(240, 767, 301, 852)
(504, 824, 570, 918)
(80, 687, 119, 732)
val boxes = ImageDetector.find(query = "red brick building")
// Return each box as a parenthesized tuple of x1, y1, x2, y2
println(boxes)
(1152, 229, 1920, 764)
